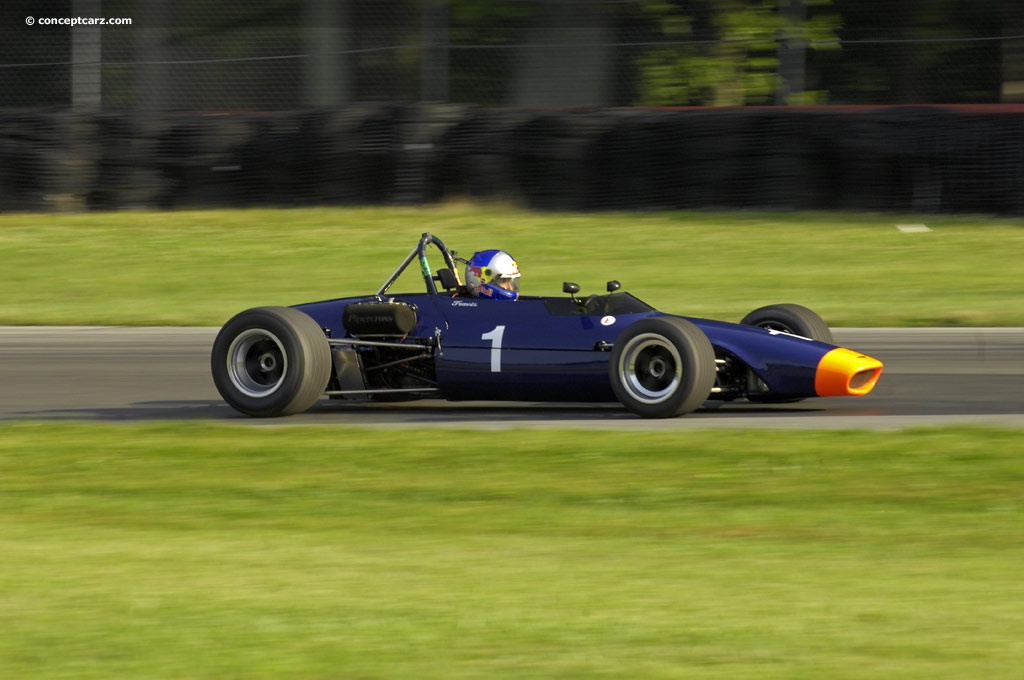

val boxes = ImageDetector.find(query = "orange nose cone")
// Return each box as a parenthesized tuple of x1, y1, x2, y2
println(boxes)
(815, 348, 883, 397)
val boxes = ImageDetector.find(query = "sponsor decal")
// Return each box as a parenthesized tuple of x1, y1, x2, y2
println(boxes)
(601, 316, 616, 326)
(451, 300, 478, 307)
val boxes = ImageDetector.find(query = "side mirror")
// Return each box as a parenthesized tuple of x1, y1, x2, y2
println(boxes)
(606, 280, 621, 293)
(563, 282, 582, 306)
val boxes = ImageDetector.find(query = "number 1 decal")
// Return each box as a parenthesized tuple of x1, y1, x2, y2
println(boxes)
(481, 325, 505, 372)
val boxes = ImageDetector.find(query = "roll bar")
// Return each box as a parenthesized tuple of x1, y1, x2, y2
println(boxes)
(376, 233, 462, 297)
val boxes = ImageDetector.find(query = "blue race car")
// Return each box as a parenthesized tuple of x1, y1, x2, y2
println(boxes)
(211, 233, 883, 418)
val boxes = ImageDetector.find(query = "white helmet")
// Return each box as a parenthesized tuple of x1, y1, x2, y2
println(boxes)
(465, 250, 521, 301)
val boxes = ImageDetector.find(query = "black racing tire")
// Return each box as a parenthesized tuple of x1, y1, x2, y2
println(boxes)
(739, 303, 834, 344)
(211, 306, 332, 417)
(609, 317, 717, 418)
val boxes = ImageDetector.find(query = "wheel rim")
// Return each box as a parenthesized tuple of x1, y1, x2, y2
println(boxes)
(226, 328, 288, 398)
(617, 333, 682, 404)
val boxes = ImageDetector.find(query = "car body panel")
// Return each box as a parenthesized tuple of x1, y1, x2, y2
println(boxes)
(293, 290, 854, 403)
(209, 232, 883, 417)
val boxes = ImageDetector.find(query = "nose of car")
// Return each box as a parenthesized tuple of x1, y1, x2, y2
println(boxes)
(814, 348, 884, 397)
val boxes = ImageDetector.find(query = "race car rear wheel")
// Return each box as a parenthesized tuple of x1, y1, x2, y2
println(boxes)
(740, 303, 833, 343)
(211, 306, 332, 417)
(609, 317, 716, 418)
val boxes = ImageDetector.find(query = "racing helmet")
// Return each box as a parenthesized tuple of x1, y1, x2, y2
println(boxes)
(465, 250, 521, 301)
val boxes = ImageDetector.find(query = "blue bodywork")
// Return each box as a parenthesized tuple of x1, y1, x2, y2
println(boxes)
(294, 288, 836, 403)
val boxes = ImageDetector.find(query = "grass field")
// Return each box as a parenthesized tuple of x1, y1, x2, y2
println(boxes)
(1, 423, 1022, 679)
(2, 204, 1023, 326)
(3, 205, 1022, 677)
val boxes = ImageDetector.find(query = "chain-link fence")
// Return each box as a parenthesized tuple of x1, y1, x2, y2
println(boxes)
(2, 1, 1024, 213)
(3, 0, 1023, 110)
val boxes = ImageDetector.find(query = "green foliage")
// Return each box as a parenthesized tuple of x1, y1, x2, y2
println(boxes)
(822, 0, 1004, 103)
(450, 0, 537, 28)
(638, 0, 840, 106)
(1, 423, 1022, 678)
(448, 0, 539, 104)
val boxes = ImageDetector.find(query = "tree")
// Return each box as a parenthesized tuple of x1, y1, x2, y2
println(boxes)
(637, 0, 840, 106)
(825, 0, 1003, 104)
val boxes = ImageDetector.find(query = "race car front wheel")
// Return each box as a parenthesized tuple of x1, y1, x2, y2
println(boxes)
(739, 303, 833, 404)
(211, 306, 332, 417)
(739, 303, 833, 343)
(609, 317, 716, 418)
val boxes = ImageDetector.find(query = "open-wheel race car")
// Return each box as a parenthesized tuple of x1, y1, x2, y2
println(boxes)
(211, 233, 883, 418)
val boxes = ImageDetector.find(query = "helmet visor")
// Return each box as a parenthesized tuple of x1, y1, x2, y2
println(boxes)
(493, 274, 520, 292)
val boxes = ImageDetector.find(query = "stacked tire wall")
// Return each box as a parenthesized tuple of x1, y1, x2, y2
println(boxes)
(2, 105, 1022, 214)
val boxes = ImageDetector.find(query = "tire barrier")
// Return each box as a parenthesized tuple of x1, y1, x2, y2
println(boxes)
(1, 105, 1022, 214)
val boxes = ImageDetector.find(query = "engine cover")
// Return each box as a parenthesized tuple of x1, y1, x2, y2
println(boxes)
(342, 302, 417, 337)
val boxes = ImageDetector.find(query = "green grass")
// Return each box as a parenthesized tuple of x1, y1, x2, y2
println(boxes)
(1, 423, 1022, 679)
(2, 204, 1023, 326)
(3, 205, 1021, 677)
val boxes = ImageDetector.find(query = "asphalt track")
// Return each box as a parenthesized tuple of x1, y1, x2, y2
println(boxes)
(1, 327, 1021, 429)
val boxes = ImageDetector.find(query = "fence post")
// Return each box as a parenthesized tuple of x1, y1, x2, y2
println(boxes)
(304, 0, 350, 106)
(421, 0, 449, 103)
(71, 0, 101, 109)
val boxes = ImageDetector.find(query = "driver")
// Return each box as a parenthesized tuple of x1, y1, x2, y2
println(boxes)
(464, 250, 521, 301)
